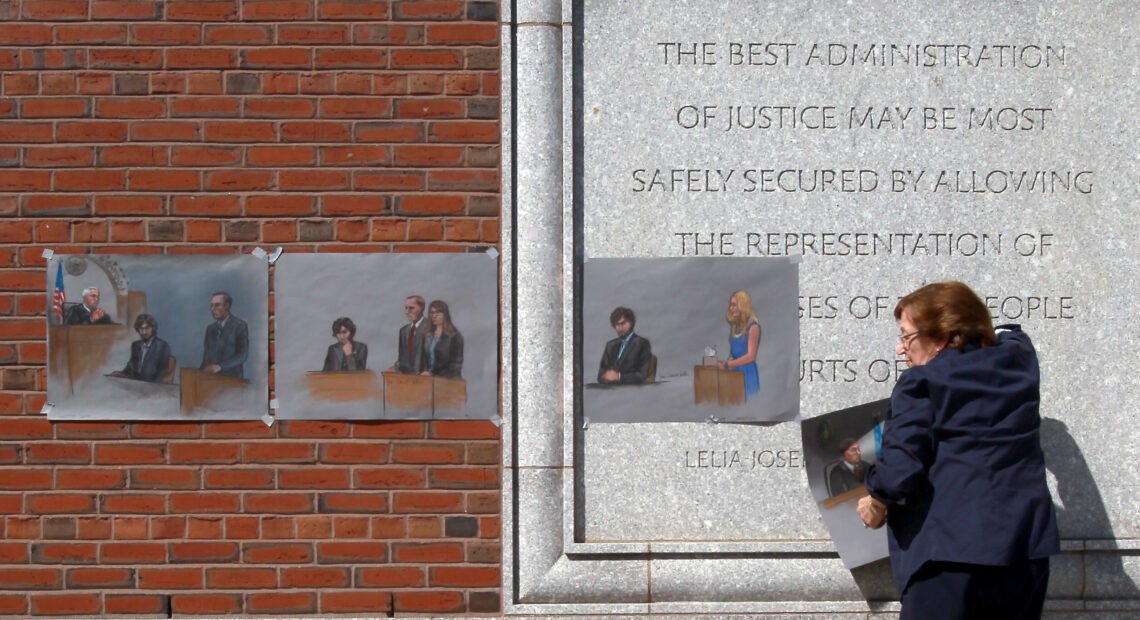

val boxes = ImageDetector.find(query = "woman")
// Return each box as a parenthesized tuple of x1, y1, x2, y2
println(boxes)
(322, 316, 368, 371)
(716, 290, 760, 399)
(857, 282, 1059, 619)
(419, 300, 463, 378)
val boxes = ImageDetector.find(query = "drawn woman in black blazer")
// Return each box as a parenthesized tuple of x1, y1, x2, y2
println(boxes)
(419, 300, 463, 379)
(322, 316, 368, 371)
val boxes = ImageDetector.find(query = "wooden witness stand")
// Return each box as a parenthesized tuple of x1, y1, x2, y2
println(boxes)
(692, 365, 746, 406)
(819, 485, 870, 511)
(180, 368, 247, 414)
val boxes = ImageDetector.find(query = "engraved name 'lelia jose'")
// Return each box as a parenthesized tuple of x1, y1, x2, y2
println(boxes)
(674, 105, 1052, 131)
(684, 449, 803, 470)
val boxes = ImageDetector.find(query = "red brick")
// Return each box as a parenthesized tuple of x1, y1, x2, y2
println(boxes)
(247, 146, 316, 166)
(242, 543, 313, 564)
(170, 97, 241, 117)
(391, 49, 462, 69)
(391, 491, 463, 514)
(90, 48, 162, 69)
(431, 121, 499, 142)
(314, 48, 388, 69)
(204, 170, 274, 191)
(54, 169, 125, 191)
(65, 566, 134, 588)
(170, 195, 241, 217)
(166, 2, 238, 21)
(354, 171, 424, 191)
(244, 97, 316, 118)
(321, 591, 393, 614)
(0, 122, 54, 143)
(137, 567, 204, 589)
(317, 492, 388, 513)
(30, 542, 98, 564)
(96, 98, 166, 118)
(318, 443, 391, 464)
(129, 24, 199, 43)
(128, 169, 201, 191)
(393, 145, 463, 166)
(203, 468, 274, 488)
(281, 567, 349, 588)
(243, 493, 313, 513)
(427, 23, 498, 45)
(357, 566, 424, 587)
(205, 567, 277, 589)
(241, 0, 313, 20)
(99, 494, 163, 514)
(203, 25, 269, 44)
(321, 1, 390, 19)
(247, 592, 316, 615)
(166, 48, 237, 69)
(0, 171, 52, 191)
(315, 541, 387, 563)
(168, 542, 238, 563)
(100, 542, 166, 564)
(0, 569, 61, 588)
(246, 195, 315, 217)
(393, 590, 464, 613)
(242, 47, 311, 68)
(280, 121, 351, 142)
(0, 24, 53, 45)
(279, 170, 350, 190)
(97, 195, 165, 216)
(31, 594, 101, 616)
(168, 493, 240, 513)
(56, 121, 128, 142)
(170, 593, 241, 615)
(430, 565, 499, 587)
(129, 468, 200, 489)
(56, 469, 126, 490)
(278, 468, 350, 489)
(408, 219, 443, 241)
(25, 147, 96, 168)
(98, 145, 168, 166)
(203, 121, 276, 143)
(130, 121, 202, 141)
(92, 0, 162, 19)
(104, 594, 168, 615)
(94, 444, 165, 465)
(396, 98, 463, 119)
(278, 24, 348, 44)
(394, 1, 462, 19)
(27, 494, 96, 515)
(321, 145, 390, 166)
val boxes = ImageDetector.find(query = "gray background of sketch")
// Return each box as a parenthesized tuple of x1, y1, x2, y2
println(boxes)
(273, 253, 498, 420)
(582, 257, 798, 423)
(46, 254, 268, 420)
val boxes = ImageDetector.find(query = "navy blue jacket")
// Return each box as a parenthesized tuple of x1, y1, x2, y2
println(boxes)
(865, 326, 1059, 593)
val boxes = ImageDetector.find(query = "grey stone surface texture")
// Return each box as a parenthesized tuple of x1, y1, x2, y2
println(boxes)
(503, 0, 1140, 616)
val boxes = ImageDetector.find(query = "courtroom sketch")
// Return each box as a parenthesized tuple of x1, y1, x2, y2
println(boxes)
(583, 257, 799, 423)
(274, 253, 496, 420)
(800, 399, 890, 569)
(46, 254, 269, 420)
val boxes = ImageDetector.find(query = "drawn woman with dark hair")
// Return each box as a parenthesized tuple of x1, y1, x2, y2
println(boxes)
(419, 300, 463, 378)
(323, 316, 368, 371)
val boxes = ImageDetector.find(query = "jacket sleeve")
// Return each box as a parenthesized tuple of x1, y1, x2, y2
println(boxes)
(217, 320, 250, 372)
(619, 338, 652, 384)
(445, 332, 463, 378)
(865, 371, 935, 506)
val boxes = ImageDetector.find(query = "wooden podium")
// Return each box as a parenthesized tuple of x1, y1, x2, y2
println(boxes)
(303, 370, 383, 403)
(180, 368, 247, 414)
(381, 372, 467, 416)
(48, 325, 122, 397)
(692, 365, 746, 407)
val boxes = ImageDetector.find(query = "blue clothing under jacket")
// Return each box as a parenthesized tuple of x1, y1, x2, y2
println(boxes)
(865, 325, 1059, 594)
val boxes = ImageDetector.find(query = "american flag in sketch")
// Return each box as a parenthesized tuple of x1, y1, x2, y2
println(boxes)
(51, 262, 65, 324)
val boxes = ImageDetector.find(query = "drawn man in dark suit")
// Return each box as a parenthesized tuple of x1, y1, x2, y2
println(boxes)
(828, 437, 871, 497)
(64, 286, 115, 325)
(111, 313, 173, 383)
(200, 291, 248, 379)
(597, 306, 652, 384)
(390, 295, 426, 374)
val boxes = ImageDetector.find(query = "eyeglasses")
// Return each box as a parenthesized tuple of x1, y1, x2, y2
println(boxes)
(898, 330, 919, 347)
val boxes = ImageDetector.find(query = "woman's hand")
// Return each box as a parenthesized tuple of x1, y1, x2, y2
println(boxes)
(857, 495, 887, 529)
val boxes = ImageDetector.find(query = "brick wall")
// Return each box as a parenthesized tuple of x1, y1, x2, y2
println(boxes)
(0, 0, 501, 616)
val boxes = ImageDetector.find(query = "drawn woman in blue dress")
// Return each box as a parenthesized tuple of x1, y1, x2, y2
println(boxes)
(717, 290, 760, 399)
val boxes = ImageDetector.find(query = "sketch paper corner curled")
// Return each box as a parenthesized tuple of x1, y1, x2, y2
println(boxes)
(489, 414, 503, 427)
(485, 248, 500, 259)
(582, 416, 590, 430)
(260, 412, 275, 427)
(40, 402, 54, 415)
(268, 247, 284, 263)
(250, 247, 268, 259)
(42, 249, 55, 259)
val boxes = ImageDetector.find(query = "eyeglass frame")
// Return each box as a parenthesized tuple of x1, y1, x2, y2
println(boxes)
(898, 330, 920, 347)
